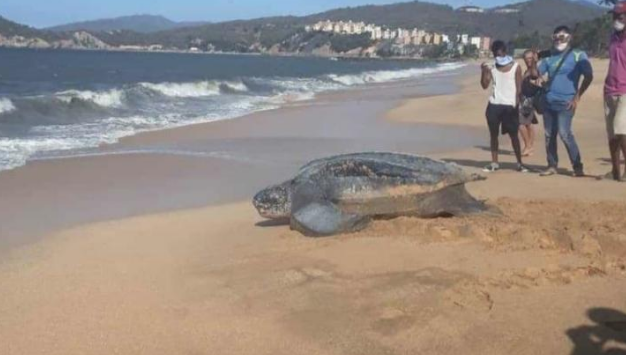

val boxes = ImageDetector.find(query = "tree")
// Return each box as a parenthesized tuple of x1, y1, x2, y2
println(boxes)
(510, 30, 552, 50)
(572, 15, 612, 56)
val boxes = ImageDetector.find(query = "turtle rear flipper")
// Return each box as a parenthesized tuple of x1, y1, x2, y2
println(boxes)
(414, 184, 497, 218)
(291, 201, 370, 237)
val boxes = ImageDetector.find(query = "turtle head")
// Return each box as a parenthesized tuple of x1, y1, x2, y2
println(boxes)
(253, 181, 292, 219)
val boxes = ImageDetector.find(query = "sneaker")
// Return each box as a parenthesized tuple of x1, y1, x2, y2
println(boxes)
(517, 164, 529, 173)
(540, 167, 557, 177)
(572, 169, 585, 178)
(483, 162, 500, 172)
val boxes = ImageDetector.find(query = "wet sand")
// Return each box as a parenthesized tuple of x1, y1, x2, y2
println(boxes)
(0, 67, 482, 247)
(1, 60, 626, 355)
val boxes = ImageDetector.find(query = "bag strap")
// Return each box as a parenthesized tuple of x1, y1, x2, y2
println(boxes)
(545, 48, 574, 92)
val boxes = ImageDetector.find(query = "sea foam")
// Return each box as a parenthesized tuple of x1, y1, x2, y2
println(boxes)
(139, 80, 250, 98)
(0, 61, 466, 172)
(0, 98, 16, 115)
(327, 62, 466, 86)
(56, 89, 125, 108)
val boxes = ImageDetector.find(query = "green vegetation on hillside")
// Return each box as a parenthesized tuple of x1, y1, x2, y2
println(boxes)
(510, 11, 612, 57)
(65, 0, 606, 51)
(47, 15, 209, 34)
(0, 16, 59, 41)
(329, 33, 373, 53)
(0, 0, 611, 57)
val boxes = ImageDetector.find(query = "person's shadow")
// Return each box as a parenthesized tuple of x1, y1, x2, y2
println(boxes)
(567, 308, 626, 355)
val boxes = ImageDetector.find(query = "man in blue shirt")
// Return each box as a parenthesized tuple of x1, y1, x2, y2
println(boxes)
(538, 25, 594, 177)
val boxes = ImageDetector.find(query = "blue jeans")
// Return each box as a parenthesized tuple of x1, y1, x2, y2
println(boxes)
(543, 106, 583, 171)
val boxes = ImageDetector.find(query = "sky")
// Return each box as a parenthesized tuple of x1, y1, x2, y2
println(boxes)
(1, 0, 555, 28)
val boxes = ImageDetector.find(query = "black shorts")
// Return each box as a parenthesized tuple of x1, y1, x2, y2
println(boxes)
(486, 103, 519, 136)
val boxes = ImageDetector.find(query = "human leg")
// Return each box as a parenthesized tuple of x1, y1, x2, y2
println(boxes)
(519, 124, 530, 155)
(620, 136, 626, 179)
(485, 104, 501, 169)
(527, 120, 535, 155)
(556, 109, 583, 175)
(611, 95, 626, 180)
(609, 138, 621, 180)
(605, 96, 620, 180)
(504, 106, 523, 165)
(543, 109, 559, 170)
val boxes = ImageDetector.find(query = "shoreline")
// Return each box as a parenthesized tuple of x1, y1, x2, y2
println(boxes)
(2, 59, 626, 355)
(0, 64, 483, 249)
(0, 57, 466, 173)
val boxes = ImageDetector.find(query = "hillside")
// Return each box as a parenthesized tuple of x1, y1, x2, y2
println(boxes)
(0, 0, 608, 55)
(0, 16, 58, 41)
(125, 0, 604, 49)
(47, 15, 209, 33)
(304, 0, 604, 38)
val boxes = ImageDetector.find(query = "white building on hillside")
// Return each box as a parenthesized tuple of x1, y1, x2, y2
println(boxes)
(323, 21, 334, 32)
(457, 6, 484, 13)
(396, 28, 410, 39)
(493, 8, 520, 13)
(305, 20, 448, 47)
(470, 36, 482, 48)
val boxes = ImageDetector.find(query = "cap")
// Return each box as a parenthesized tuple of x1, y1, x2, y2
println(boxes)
(611, 1, 626, 14)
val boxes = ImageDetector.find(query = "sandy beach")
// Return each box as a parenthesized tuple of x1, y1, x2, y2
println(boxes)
(2, 60, 626, 355)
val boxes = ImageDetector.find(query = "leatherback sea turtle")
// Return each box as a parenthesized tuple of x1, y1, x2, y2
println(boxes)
(253, 152, 488, 237)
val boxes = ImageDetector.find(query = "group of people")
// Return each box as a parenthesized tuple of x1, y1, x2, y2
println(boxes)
(480, 2, 626, 181)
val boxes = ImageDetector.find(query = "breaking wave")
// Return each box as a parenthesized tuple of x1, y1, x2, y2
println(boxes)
(139, 81, 220, 97)
(0, 98, 16, 115)
(56, 89, 125, 108)
(327, 62, 466, 86)
(0, 61, 466, 171)
(139, 80, 250, 98)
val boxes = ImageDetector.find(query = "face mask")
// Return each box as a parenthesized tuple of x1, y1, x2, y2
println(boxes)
(615, 20, 625, 32)
(495, 55, 513, 67)
(555, 42, 569, 52)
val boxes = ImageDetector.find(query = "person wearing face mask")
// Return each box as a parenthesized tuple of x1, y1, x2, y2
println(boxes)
(537, 25, 593, 177)
(519, 49, 541, 157)
(604, 2, 626, 181)
(480, 40, 528, 173)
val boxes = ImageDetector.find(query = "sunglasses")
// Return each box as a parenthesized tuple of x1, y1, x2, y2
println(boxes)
(552, 33, 570, 42)
(614, 13, 626, 20)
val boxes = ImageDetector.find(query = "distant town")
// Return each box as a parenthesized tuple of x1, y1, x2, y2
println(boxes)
(304, 19, 492, 57)
(2, 0, 598, 59)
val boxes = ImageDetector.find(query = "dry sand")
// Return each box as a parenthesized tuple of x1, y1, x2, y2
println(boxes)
(2, 60, 626, 355)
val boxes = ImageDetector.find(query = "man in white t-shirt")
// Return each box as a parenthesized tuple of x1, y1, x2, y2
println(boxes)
(480, 40, 528, 173)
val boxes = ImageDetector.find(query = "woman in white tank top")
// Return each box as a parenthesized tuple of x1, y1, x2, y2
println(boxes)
(480, 40, 527, 173)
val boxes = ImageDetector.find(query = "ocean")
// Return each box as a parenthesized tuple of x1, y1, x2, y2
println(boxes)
(0, 48, 465, 171)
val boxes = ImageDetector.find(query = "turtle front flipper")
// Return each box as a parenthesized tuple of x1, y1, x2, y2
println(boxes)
(291, 201, 370, 237)
(290, 180, 370, 237)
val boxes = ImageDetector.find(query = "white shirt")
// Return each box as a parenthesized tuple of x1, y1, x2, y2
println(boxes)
(489, 62, 518, 106)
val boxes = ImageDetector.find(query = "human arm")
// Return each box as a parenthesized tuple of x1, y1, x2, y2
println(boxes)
(516, 65, 523, 107)
(537, 49, 551, 60)
(536, 58, 549, 86)
(480, 62, 492, 90)
(569, 53, 594, 111)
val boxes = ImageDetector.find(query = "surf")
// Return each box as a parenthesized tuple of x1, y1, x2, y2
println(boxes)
(0, 60, 466, 172)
